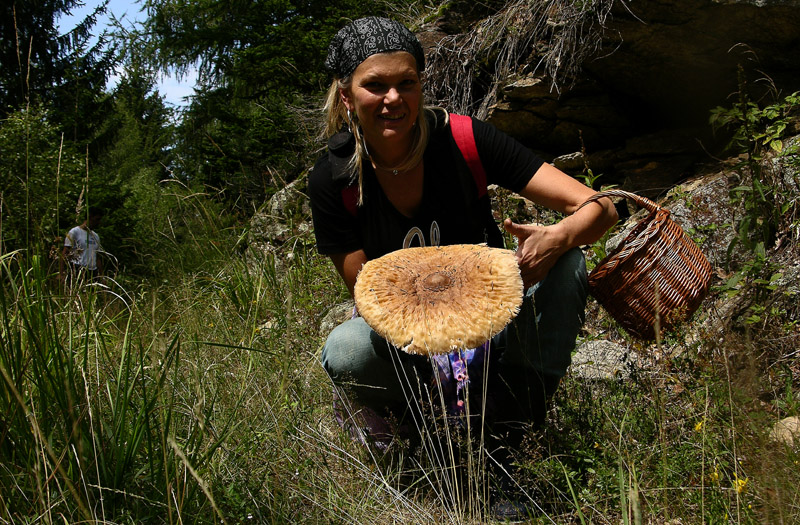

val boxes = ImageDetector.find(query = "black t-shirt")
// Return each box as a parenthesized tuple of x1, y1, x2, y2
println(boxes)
(308, 110, 545, 260)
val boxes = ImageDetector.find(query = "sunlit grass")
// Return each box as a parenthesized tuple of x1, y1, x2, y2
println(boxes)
(2, 221, 799, 523)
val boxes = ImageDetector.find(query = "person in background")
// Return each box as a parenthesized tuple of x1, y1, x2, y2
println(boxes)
(61, 206, 104, 281)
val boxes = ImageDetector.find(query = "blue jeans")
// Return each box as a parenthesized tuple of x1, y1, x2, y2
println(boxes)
(321, 248, 588, 421)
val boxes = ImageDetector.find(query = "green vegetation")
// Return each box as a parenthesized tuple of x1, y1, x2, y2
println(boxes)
(710, 69, 800, 258)
(2, 190, 799, 522)
(710, 72, 800, 336)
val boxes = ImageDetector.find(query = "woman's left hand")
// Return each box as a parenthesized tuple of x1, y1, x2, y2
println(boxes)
(502, 219, 568, 288)
(503, 162, 618, 288)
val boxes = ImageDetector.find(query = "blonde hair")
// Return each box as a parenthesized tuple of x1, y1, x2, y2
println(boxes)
(322, 69, 433, 206)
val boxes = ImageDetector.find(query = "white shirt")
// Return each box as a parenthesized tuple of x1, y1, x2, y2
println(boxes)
(64, 226, 102, 270)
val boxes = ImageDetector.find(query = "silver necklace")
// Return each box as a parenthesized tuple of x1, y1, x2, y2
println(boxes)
(363, 139, 410, 176)
(371, 159, 402, 176)
(370, 155, 423, 176)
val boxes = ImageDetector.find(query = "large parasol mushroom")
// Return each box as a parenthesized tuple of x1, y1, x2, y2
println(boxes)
(354, 244, 524, 355)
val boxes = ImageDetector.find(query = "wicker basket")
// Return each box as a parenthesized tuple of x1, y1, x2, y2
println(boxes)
(579, 189, 713, 340)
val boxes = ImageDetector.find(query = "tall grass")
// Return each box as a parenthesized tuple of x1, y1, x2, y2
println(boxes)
(2, 191, 799, 523)
(0, 231, 438, 522)
(0, 250, 224, 521)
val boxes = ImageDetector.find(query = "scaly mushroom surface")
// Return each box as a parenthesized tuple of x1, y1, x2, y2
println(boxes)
(354, 244, 523, 355)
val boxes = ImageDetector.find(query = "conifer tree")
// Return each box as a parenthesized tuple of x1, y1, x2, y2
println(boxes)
(1, 0, 116, 144)
(133, 0, 384, 210)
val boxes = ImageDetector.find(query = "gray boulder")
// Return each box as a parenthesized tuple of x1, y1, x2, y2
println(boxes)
(571, 340, 638, 381)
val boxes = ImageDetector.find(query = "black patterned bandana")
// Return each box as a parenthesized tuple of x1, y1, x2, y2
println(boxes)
(325, 17, 425, 78)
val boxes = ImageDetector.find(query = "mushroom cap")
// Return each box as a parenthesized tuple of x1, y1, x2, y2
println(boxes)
(354, 244, 524, 355)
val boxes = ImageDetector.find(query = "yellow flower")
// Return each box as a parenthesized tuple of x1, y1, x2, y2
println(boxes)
(709, 466, 720, 482)
(694, 419, 704, 432)
(734, 475, 748, 494)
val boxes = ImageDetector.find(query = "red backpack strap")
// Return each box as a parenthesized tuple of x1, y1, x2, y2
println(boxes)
(342, 184, 359, 217)
(449, 113, 487, 198)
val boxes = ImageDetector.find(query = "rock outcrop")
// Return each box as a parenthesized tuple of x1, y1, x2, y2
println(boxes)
(247, 178, 313, 259)
(423, 0, 800, 196)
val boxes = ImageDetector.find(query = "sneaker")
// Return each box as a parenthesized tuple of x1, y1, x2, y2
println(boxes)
(490, 497, 534, 522)
(486, 441, 539, 522)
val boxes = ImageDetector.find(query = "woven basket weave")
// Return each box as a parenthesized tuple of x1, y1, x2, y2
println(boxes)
(579, 189, 713, 340)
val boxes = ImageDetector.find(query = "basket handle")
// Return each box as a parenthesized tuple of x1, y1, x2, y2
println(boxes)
(577, 189, 661, 213)
(577, 189, 669, 277)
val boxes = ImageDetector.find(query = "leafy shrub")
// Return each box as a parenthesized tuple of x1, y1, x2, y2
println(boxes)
(709, 77, 800, 257)
(0, 106, 86, 252)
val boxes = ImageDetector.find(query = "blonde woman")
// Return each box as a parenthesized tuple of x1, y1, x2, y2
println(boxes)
(309, 16, 617, 470)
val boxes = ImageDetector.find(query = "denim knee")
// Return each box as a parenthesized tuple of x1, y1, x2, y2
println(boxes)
(321, 317, 373, 379)
(321, 317, 426, 410)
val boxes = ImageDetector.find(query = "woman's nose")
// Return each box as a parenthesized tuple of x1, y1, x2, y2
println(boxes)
(384, 87, 401, 104)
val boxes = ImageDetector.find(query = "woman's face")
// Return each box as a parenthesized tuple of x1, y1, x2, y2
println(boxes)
(340, 51, 422, 151)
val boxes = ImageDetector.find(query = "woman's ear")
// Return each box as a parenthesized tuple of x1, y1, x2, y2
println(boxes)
(339, 87, 353, 112)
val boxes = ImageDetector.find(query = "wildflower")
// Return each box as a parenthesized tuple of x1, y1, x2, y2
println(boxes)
(709, 466, 720, 482)
(734, 475, 748, 494)
(694, 419, 704, 432)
